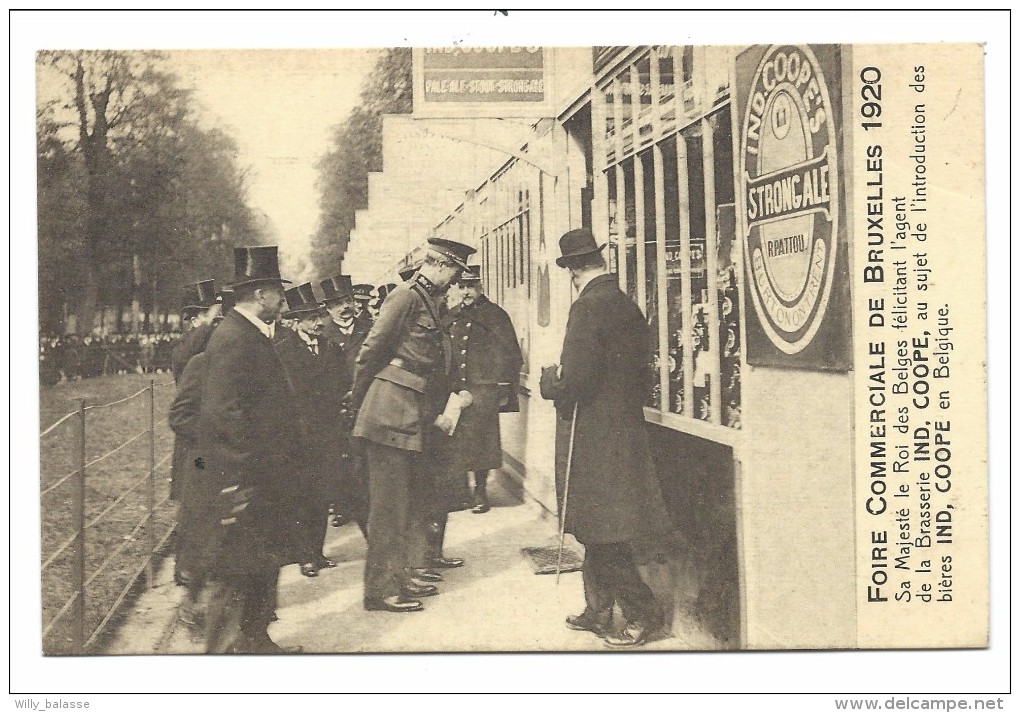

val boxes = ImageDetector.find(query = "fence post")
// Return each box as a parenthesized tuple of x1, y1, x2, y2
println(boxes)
(72, 398, 86, 654)
(147, 379, 156, 588)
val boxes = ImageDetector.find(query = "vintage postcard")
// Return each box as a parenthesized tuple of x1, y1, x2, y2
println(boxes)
(15, 9, 1008, 702)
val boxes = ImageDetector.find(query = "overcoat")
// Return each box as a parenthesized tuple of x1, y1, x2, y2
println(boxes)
(196, 309, 307, 575)
(540, 273, 670, 545)
(167, 351, 219, 583)
(446, 295, 523, 473)
(169, 322, 215, 499)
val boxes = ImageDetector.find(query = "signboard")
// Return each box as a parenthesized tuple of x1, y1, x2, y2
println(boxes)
(413, 47, 555, 118)
(735, 44, 852, 370)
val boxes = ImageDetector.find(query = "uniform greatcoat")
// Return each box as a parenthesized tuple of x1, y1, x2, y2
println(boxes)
(540, 273, 669, 545)
(445, 295, 523, 475)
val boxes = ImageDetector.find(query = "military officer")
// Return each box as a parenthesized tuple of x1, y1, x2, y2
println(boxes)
(350, 237, 475, 613)
(446, 265, 523, 514)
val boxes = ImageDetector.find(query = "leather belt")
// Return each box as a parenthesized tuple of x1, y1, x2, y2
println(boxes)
(389, 357, 434, 377)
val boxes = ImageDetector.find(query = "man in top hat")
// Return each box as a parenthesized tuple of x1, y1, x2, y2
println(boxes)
(197, 245, 306, 654)
(272, 283, 346, 577)
(445, 265, 523, 516)
(350, 237, 475, 613)
(539, 228, 670, 648)
(319, 274, 371, 533)
(172, 279, 221, 384)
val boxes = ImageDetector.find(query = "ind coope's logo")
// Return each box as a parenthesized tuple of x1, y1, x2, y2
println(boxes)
(741, 45, 839, 354)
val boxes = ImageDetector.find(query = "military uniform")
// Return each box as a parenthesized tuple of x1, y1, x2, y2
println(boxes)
(446, 293, 523, 479)
(351, 273, 454, 605)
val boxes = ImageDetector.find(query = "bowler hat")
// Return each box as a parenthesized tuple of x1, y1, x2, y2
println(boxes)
(459, 265, 482, 283)
(427, 237, 476, 271)
(230, 246, 292, 288)
(320, 274, 354, 303)
(352, 284, 375, 302)
(555, 228, 606, 268)
(282, 283, 324, 319)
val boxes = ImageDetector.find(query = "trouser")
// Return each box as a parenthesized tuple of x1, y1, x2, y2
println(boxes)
(363, 441, 427, 600)
(581, 542, 662, 627)
(204, 568, 280, 653)
(337, 448, 370, 537)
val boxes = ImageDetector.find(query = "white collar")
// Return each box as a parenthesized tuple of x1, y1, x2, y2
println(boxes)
(234, 304, 275, 340)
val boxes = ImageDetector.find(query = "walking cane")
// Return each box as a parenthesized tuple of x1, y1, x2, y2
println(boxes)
(556, 401, 579, 585)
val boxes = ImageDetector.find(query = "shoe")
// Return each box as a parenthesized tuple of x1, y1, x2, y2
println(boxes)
(364, 596, 424, 613)
(179, 606, 204, 628)
(565, 612, 611, 637)
(471, 488, 490, 514)
(401, 581, 439, 597)
(244, 633, 303, 654)
(603, 620, 662, 648)
(428, 556, 465, 569)
(315, 557, 337, 569)
(409, 567, 443, 582)
(300, 562, 319, 577)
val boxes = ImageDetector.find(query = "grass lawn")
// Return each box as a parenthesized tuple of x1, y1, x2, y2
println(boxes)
(40, 373, 178, 654)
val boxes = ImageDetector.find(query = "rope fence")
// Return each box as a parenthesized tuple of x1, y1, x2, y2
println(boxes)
(40, 378, 177, 655)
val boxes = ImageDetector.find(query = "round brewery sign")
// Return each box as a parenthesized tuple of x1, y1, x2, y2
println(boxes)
(740, 45, 838, 354)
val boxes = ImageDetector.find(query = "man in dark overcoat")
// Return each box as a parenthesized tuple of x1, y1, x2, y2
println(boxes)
(350, 238, 474, 613)
(197, 246, 305, 654)
(319, 274, 371, 533)
(446, 265, 523, 514)
(171, 280, 221, 384)
(540, 228, 670, 648)
(273, 283, 345, 577)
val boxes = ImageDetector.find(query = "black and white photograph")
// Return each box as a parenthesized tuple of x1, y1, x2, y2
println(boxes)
(11, 8, 1011, 706)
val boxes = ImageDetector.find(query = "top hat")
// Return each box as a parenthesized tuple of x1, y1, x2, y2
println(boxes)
(215, 287, 235, 314)
(320, 274, 354, 303)
(427, 237, 476, 271)
(375, 283, 398, 304)
(352, 284, 375, 302)
(183, 279, 217, 310)
(230, 246, 292, 288)
(555, 228, 606, 268)
(398, 262, 420, 282)
(283, 283, 324, 319)
(459, 265, 482, 283)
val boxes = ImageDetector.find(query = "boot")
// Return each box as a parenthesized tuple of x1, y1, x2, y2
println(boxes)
(471, 470, 490, 514)
(426, 515, 465, 569)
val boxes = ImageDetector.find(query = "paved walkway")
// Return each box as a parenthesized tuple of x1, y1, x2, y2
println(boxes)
(104, 473, 722, 654)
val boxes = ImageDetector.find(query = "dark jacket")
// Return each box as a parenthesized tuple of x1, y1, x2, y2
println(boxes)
(445, 295, 523, 473)
(196, 309, 307, 574)
(321, 313, 372, 392)
(540, 273, 670, 545)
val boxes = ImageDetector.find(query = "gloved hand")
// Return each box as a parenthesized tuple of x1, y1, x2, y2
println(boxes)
(539, 363, 561, 400)
(218, 483, 257, 526)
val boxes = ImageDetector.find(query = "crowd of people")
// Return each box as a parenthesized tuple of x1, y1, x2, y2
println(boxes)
(166, 228, 670, 654)
(39, 332, 182, 386)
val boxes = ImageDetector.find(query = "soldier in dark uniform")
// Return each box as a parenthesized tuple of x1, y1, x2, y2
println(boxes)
(319, 274, 371, 533)
(272, 283, 344, 577)
(198, 246, 304, 654)
(446, 265, 524, 514)
(350, 238, 475, 613)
